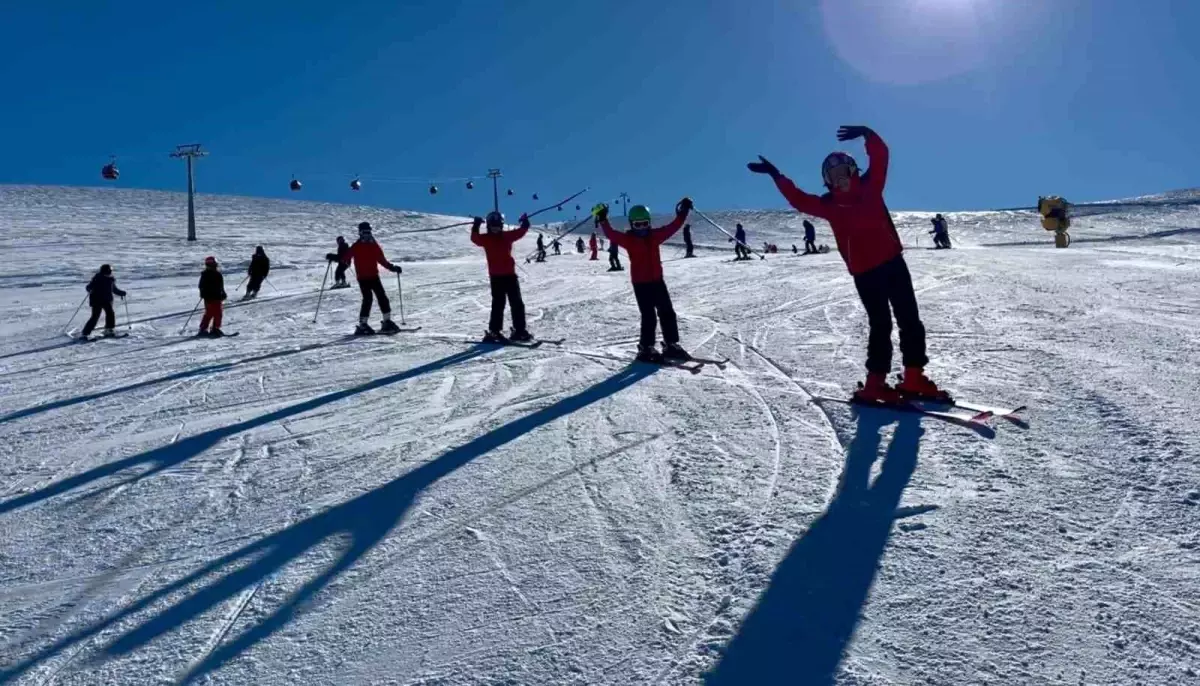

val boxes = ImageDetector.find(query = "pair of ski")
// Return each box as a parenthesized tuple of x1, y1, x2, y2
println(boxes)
(353, 325, 423, 337)
(815, 391, 1027, 430)
(72, 332, 130, 343)
(480, 336, 564, 349)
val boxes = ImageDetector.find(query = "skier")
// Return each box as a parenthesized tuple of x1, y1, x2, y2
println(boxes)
(470, 210, 533, 343)
(575, 236, 585, 254)
(535, 234, 547, 262)
(589, 233, 599, 261)
(747, 125, 949, 403)
(596, 198, 693, 362)
(243, 246, 270, 300)
(683, 223, 695, 258)
(198, 256, 228, 337)
(80, 264, 126, 339)
(791, 244, 798, 254)
(346, 221, 403, 335)
(326, 236, 351, 288)
(930, 214, 952, 249)
(803, 219, 818, 254)
(607, 239, 624, 271)
(731, 223, 749, 260)
(552, 238, 561, 256)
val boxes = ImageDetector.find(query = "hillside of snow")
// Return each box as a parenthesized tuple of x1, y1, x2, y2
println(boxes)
(1, 184, 1199, 685)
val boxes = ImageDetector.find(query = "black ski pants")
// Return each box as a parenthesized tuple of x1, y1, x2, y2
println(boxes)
(81, 304, 115, 336)
(246, 274, 266, 294)
(609, 253, 621, 270)
(488, 274, 527, 333)
(334, 262, 348, 284)
(358, 277, 391, 319)
(804, 239, 817, 254)
(632, 280, 679, 349)
(853, 255, 928, 375)
(684, 239, 694, 257)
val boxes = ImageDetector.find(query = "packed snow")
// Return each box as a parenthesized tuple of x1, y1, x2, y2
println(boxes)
(1, 184, 1199, 685)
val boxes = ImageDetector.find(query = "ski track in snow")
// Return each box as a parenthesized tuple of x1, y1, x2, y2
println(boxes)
(1, 185, 1199, 685)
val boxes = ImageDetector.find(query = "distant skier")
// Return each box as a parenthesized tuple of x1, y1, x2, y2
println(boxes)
(607, 239, 623, 271)
(326, 236, 351, 288)
(243, 246, 270, 300)
(930, 214, 952, 249)
(748, 125, 949, 403)
(346, 221, 402, 335)
(731, 223, 750, 260)
(198, 256, 228, 337)
(791, 244, 798, 254)
(683, 223, 695, 258)
(552, 238, 561, 256)
(597, 198, 693, 362)
(535, 234, 547, 262)
(589, 233, 599, 261)
(80, 264, 126, 339)
(803, 219, 817, 254)
(576, 236, 585, 254)
(471, 211, 533, 343)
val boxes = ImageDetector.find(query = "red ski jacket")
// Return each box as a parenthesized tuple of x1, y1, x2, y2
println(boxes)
(772, 132, 902, 276)
(471, 226, 528, 276)
(600, 214, 686, 284)
(345, 239, 397, 280)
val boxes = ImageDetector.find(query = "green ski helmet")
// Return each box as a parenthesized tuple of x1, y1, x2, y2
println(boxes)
(628, 205, 652, 233)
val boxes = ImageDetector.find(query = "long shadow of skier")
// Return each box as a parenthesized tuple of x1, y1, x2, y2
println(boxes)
(0, 344, 488, 516)
(0, 338, 358, 424)
(0, 362, 659, 684)
(705, 409, 924, 686)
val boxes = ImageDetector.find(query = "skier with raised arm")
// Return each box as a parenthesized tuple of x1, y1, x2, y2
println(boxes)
(471, 211, 533, 343)
(597, 198, 693, 362)
(748, 125, 949, 403)
(80, 264, 127, 339)
(346, 221, 402, 335)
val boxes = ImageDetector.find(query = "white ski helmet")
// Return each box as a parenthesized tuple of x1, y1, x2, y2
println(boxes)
(485, 211, 505, 232)
(821, 152, 859, 187)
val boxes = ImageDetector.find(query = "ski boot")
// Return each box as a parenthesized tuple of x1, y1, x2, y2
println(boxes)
(354, 320, 376, 336)
(209, 328, 226, 338)
(896, 368, 952, 403)
(853, 372, 903, 405)
(482, 329, 508, 344)
(197, 328, 210, 338)
(635, 344, 664, 364)
(379, 319, 401, 334)
(101, 328, 116, 338)
(509, 329, 534, 343)
(662, 343, 691, 361)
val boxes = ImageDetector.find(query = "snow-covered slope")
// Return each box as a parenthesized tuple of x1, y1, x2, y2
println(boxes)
(1, 185, 1198, 685)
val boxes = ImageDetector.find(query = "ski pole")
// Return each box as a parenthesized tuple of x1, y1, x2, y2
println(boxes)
(266, 277, 281, 294)
(180, 298, 202, 335)
(236, 274, 249, 292)
(312, 262, 332, 323)
(694, 209, 766, 260)
(123, 296, 131, 332)
(400, 274, 408, 323)
(62, 294, 87, 334)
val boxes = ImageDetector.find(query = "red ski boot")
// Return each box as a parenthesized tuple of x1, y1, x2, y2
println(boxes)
(853, 372, 903, 406)
(896, 367, 952, 403)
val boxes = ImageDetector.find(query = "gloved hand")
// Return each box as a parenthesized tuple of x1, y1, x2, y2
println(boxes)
(326, 252, 338, 262)
(390, 264, 403, 274)
(472, 216, 484, 231)
(519, 213, 531, 230)
(676, 197, 694, 215)
(747, 155, 780, 177)
(836, 125, 873, 142)
(593, 203, 609, 223)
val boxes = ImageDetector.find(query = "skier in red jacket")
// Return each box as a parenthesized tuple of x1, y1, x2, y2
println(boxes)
(345, 222, 402, 335)
(748, 125, 948, 403)
(588, 233, 599, 261)
(597, 197, 693, 363)
(470, 211, 532, 343)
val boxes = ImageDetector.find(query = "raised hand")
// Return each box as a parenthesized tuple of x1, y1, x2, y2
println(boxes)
(746, 155, 780, 177)
(519, 213, 531, 230)
(836, 125, 872, 142)
(676, 197, 694, 215)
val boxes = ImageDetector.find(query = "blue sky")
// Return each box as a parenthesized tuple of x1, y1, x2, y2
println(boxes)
(2, 0, 1197, 214)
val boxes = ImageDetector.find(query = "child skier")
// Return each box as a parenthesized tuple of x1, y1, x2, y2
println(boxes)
(345, 221, 403, 335)
(575, 237, 585, 254)
(803, 219, 817, 254)
(198, 256, 228, 337)
(470, 211, 533, 343)
(930, 214, 951, 249)
(535, 234, 547, 262)
(596, 198, 693, 362)
(244, 246, 270, 299)
(607, 239, 623, 271)
(731, 223, 750, 260)
(589, 233, 599, 261)
(683, 223, 695, 258)
(326, 236, 351, 288)
(748, 125, 949, 403)
(80, 264, 126, 339)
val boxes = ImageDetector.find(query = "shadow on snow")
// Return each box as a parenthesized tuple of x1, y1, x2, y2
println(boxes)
(706, 408, 925, 686)
(0, 359, 658, 684)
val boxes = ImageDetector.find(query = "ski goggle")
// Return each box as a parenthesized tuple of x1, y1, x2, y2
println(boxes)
(630, 218, 652, 232)
(823, 163, 858, 187)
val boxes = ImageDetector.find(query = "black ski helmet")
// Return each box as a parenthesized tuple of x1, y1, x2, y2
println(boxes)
(485, 211, 505, 232)
(358, 221, 372, 235)
(99, 264, 112, 275)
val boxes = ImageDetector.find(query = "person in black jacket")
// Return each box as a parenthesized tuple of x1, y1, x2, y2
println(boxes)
(803, 219, 817, 254)
(80, 264, 127, 338)
(326, 236, 351, 288)
(683, 223, 695, 258)
(198, 256, 228, 337)
(244, 246, 270, 299)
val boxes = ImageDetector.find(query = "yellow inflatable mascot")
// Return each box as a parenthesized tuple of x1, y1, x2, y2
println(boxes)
(1038, 196, 1071, 248)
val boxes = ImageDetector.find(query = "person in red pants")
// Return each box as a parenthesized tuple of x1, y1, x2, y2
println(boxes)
(748, 125, 949, 403)
(198, 256, 228, 337)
